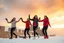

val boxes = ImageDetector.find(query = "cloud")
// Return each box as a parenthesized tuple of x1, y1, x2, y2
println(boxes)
(0, 0, 63, 15)
(0, 8, 5, 15)
(0, 0, 64, 28)
(38, 0, 55, 8)
(0, 0, 5, 15)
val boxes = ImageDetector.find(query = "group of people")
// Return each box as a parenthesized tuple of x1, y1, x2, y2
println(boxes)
(5, 14, 51, 39)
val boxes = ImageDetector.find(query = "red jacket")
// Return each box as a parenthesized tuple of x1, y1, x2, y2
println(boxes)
(39, 18, 51, 26)
(21, 19, 31, 29)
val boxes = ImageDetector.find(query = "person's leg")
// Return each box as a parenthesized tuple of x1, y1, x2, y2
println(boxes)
(45, 26, 48, 37)
(33, 26, 39, 39)
(35, 31, 39, 38)
(13, 33, 17, 38)
(42, 27, 45, 36)
(35, 26, 38, 36)
(35, 32, 38, 36)
(13, 27, 17, 38)
(33, 26, 36, 37)
(10, 28, 13, 39)
(24, 29, 27, 38)
(43, 26, 48, 39)
(27, 29, 31, 38)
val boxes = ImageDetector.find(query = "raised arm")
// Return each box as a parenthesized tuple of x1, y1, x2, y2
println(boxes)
(16, 18, 21, 23)
(20, 18, 26, 23)
(38, 17, 44, 22)
(5, 18, 11, 23)
(39, 20, 44, 22)
(30, 18, 34, 21)
(29, 14, 33, 21)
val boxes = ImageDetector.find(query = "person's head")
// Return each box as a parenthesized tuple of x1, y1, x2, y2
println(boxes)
(11, 17, 16, 22)
(44, 15, 48, 19)
(27, 18, 30, 21)
(33, 15, 38, 19)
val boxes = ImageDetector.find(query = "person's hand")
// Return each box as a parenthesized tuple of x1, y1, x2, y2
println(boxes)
(5, 18, 8, 20)
(20, 18, 22, 19)
(29, 14, 30, 16)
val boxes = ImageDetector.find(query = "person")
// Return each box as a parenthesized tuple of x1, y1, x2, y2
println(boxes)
(20, 18, 32, 39)
(39, 15, 51, 39)
(5, 17, 21, 39)
(29, 15, 39, 39)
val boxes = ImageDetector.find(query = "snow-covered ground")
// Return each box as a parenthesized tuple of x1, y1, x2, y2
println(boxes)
(0, 36, 64, 43)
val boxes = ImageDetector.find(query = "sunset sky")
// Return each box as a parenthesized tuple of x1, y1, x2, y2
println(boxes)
(0, 0, 64, 29)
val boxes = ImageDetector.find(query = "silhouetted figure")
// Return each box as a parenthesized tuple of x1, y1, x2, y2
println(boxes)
(20, 18, 32, 39)
(39, 15, 51, 39)
(29, 15, 39, 39)
(5, 17, 20, 39)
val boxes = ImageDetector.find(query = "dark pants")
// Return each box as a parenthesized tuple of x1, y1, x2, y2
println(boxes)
(42, 26, 48, 36)
(10, 27, 17, 39)
(24, 28, 30, 38)
(33, 26, 38, 37)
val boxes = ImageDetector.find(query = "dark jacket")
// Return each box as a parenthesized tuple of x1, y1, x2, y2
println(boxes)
(30, 18, 39, 27)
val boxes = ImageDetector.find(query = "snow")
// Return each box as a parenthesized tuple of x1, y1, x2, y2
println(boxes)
(0, 36, 64, 43)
